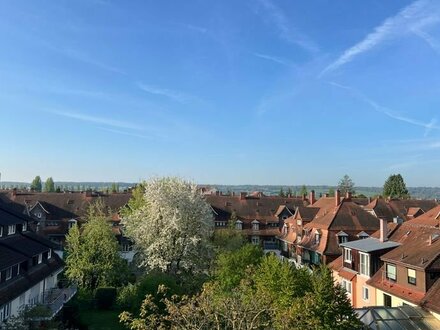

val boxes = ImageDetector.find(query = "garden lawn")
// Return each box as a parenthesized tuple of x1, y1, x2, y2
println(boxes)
(79, 309, 126, 330)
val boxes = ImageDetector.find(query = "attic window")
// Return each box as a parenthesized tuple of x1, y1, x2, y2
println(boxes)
(7, 225, 15, 235)
(357, 231, 369, 239)
(22, 222, 27, 232)
(315, 232, 320, 245)
(235, 220, 243, 230)
(337, 231, 348, 244)
(252, 220, 260, 231)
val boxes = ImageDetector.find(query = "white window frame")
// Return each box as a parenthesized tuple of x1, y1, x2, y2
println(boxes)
(341, 279, 352, 295)
(362, 286, 369, 301)
(252, 221, 259, 231)
(38, 254, 42, 264)
(314, 233, 320, 244)
(251, 236, 260, 245)
(386, 263, 397, 281)
(5, 267, 12, 280)
(338, 235, 348, 244)
(0, 226, 3, 237)
(22, 222, 27, 231)
(344, 248, 352, 262)
(359, 252, 370, 277)
(17, 263, 20, 275)
(7, 225, 15, 235)
(408, 268, 416, 285)
(296, 220, 302, 226)
(235, 221, 242, 230)
(48, 249, 52, 259)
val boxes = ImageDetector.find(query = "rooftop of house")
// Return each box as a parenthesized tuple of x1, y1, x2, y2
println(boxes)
(407, 204, 440, 227)
(340, 237, 401, 253)
(205, 192, 308, 223)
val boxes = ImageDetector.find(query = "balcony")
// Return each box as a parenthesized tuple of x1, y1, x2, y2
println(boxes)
(26, 284, 77, 320)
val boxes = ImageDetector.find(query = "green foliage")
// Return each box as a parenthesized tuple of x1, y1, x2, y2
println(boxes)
(44, 177, 55, 192)
(111, 182, 119, 193)
(279, 187, 285, 197)
(300, 184, 308, 196)
(287, 187, 293, 196)
(30, 175, 42, 192)
(65, 199, 128, 291)
(383, 174, 409, 199)
(215, 244, 264, 291)
(338, 174, 355, 195)
(328, 187, 335, 197)
(95, 287, 117, 310)
(120, 184, 145, 218)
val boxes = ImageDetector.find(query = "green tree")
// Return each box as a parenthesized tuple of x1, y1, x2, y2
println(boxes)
(328, 187, 335, 197)
(338, 174, 355, 195)
(286, 266, 361, 330)
(111, 182, 119, 193)
(383, 174, 409, 199)
(215, 244, 263, 291)
(30, 175, 42, 192)
(299, 185, 308, 196)
(124, 177, 214, 275)
(212, 211, 245, 252)
(279, 187, 285, 197)
(65, 200, 127, 291)
(287, 187, 293, 197)
(120, 184, 145, 218)
(44, 177, 55, 192)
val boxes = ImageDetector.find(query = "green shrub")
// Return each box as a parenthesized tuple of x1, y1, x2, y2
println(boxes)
(95, 287, 117, 310)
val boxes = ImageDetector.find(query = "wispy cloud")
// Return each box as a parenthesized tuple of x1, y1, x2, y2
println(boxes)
(412, 28, 440, 54)
(62, 49, 126, 74)
(138, 83, 198, 104)
(97, 127, 158, 140)
(321, 0, 440, 76)
(182, 23, 208, 34)
(328, 81, 439, 132)
(253, 53, 296, 67)
(256, 0, 319, 53)
(49, 110, 144, 131)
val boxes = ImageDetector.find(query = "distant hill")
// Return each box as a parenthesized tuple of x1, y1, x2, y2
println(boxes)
(2, 182, 440, 200)
(0, 181, 136, 192)
(205, 185, 440, 200)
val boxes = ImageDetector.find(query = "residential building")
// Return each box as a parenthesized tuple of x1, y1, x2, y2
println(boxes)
(0, 202, 75, 324)
(205, 191, 308, 249)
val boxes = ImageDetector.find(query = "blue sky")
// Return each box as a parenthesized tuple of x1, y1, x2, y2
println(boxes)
(1, 0, 440, 186)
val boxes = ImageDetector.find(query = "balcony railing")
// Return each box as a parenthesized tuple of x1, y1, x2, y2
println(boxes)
(26, 284, 77, 320)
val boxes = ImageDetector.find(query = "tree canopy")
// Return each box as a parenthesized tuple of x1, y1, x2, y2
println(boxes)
(383, 174, 409, 199)
(44, 177, 55, 192)
(123, 177, 214, 275)
(299, 185, 308, 196)
(338, 174, 355, 195)
(30, 175, 42, 192)
(65, 200, 127, 291)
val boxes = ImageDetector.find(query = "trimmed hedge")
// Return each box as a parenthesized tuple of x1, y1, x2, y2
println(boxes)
(95, 287, 117, 310)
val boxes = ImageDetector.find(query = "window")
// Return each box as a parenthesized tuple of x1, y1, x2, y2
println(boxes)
(359, 252, 370, 277)
(17, 264, 20, 275)
(384, 294, 392, 307)
(22, 222, 27, 231)
(296, 235, 302, 243)
(5, 267, 12, 280)
(252, 221, 259, 231)
(341, 280, 352, 295)
(36, 212, 42, 218)
(362, 286, 369, 301)
(38, 254, 42, 264)
(235, 221, 242, 230)
(408, 268, 416, 285)
(314, 232, 320, 244)
(48, 249, 52, 259)
(386, 264, 397, 281)
(338, 235, 348, 244)
(297, 220, 302, 226)
(251, 236, 260, 245)
(7, 225, 15, 235)
(311, 252, 321, 265)
(0, 226, 2, 237)
(344, 248, 352, 262)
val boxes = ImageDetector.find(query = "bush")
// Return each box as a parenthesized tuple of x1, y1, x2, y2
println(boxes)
(95, 287, 117, 310)
(116, 283, 138, 310)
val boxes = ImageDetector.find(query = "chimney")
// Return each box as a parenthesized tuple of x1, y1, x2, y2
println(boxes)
(380, 218, 388, 242)
(240, 192, 247, 200)
(324, 193, 329, 198)
(335, 190, 341, 206)
(346, 191, 352, 200)
(368, 196, 372, 203)
(215, 191, 220, 196)
(309, 190, 316, 205)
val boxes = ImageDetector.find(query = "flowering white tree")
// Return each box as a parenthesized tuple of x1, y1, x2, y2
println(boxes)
(123, 177, 214, 274)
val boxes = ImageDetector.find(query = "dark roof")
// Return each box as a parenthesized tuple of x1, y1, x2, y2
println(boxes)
(0, 256, 63, 306)
(0, 245, 27, 270)
(0, 202, 30, 225)
(0, 235, 50, 257)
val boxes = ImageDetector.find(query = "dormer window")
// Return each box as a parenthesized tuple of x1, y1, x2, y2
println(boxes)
(235, 220, 243, 230)
(337, 231, 348, 245)
(22, 222, 27, 232)
(7, 225, 15, 235)
(5, 267, 12, 280)
(36, 212, 42, 218)
(38, 254, 42, 264)
(357, 231, 369, 239)
(48, 249, 52, 259)
(68, 219, 77, 229)
(0, 226, 3, 237)
(314, 230, 321, 244)
(252, 220, 259, 231)
(297, 220, 302, 226)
